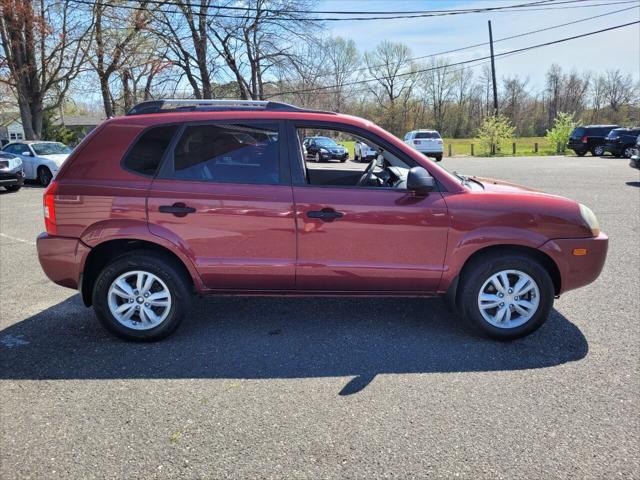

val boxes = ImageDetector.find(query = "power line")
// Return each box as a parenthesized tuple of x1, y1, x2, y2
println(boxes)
(265, 21, 640, 97)
(66, 0, 638, 21)
(307, 4, 639, 81)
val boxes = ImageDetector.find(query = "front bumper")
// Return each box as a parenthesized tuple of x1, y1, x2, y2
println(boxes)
(539, 232, 608, 294)
(37, 233, 91, 290)
(320, 152, 349, 161)
(604, 142, 622, 155)
(0, 169, 24, 186)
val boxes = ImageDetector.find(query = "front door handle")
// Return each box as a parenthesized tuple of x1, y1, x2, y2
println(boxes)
(306, 208, 344, 222)
(159, 202, 196, 217)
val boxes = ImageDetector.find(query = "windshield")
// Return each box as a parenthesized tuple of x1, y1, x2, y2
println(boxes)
(314, 138, 339, 147)
(31, 143, 71, 155)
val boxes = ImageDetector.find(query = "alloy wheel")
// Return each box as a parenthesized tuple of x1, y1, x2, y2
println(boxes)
(477, 269, 540, 329)
(107, 270, 172, 330)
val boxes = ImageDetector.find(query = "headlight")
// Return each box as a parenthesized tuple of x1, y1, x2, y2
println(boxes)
(320, 148, 328, 153)
(579, 204, 600, 236)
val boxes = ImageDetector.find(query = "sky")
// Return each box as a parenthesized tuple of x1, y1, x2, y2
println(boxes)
(320, 0, 640, 90)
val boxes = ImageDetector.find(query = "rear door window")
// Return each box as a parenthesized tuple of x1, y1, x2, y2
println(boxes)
(123, 125, 178, 176)
(168, 123, 280, 185)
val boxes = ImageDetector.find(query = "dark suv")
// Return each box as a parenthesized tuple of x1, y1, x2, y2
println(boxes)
(567, 125, 618, 157)
(604, 128, 640, 158)
(36, 99, 608, 342)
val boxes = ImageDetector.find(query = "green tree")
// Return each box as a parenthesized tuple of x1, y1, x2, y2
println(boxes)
(545, 112, 576, 154)
(476, 115, 515, 155)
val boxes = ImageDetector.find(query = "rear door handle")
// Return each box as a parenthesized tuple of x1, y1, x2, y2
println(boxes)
(159, 202, 196, 217)
(306, 208, 344, 222)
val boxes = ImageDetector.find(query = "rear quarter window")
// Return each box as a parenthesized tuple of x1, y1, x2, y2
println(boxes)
(122, 125, 178, 176)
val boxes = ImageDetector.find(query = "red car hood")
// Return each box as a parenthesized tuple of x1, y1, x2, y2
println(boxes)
(472, 176, 551, 195)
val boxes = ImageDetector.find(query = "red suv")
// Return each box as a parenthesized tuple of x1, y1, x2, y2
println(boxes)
(36, 100, 608, 341)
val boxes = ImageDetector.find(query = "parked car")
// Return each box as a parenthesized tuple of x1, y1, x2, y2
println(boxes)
(403, 130, 443, 161)
(303, 136, 348, 162)
(36, 99, 608, 342)
(566, 124, 618, 157)
(629, 135, 640, 170)
(353, 140, 378, 162)
(0, 151, 24, 192)
(2, 141, 72, 186)
(604, 128, 640, 158)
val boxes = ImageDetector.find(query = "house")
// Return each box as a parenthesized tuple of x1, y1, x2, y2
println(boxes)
(58, 115, 106, 136)
(0, 113, 25, 145)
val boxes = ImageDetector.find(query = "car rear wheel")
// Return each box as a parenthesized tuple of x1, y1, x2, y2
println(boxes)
(591, 145, 605, 156)
(92, 251, 192, 341)
(37, 166, 52, 187)
(434, 154, 443, 162)
(457, 253, 554, 340)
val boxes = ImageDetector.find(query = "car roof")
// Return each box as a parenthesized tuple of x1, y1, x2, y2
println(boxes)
(611, 127, 640, 131)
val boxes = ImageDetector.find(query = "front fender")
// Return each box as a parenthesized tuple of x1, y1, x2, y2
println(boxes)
(438, 226, 550, 292)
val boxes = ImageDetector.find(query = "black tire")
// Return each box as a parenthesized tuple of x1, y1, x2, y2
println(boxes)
(591, 145, 605, 156)
(434, 154, 443, 162)
(37, 166, 52, 187)
(340, 157, 347, 163)
(354, 151, 360, 162)
(92, 251, 192, 341)
(4, 185, 22, 192)
(623, 146, 634, 159)
(315, 152, 321, 163)
(457, 252, 554, 340)
(575, 150, 587, 157)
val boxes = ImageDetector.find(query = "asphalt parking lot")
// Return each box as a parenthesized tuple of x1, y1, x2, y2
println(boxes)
(1, 155, 638, 479)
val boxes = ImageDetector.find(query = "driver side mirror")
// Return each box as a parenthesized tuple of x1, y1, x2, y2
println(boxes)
(21, 151, 32, 157)
(407, 166, 435, 194)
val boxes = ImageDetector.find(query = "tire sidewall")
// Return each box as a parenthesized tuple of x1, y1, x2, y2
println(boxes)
(38, 167, 52, 186)
(92, 253, 190, 341)
(459, 255, 554, 339)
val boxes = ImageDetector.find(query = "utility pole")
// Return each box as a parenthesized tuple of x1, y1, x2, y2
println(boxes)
(488, 20, 499, 116)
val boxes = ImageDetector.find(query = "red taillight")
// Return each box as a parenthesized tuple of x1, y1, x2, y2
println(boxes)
(43, 180, 58, 235)
(581, 135, 588, 143)
(414, 140, 421, 145)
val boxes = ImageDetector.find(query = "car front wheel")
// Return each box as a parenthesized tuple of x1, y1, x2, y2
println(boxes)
(623, 147, 634, 158)
(457, 253, 554, 339)
(92, 251, 192, 341)
(4, 185, 22, 192)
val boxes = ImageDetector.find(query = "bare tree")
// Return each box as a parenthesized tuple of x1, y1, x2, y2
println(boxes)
(603, 69, 634, 112)
(152, 0, 218, 100)
(91, 0, 151, 117)
(211, 0, 314, 100)
(322, 36, 359, 112)
(364, 40, 417, 133)
(0, 0, 92, 139)
(420, 57, 455, 133)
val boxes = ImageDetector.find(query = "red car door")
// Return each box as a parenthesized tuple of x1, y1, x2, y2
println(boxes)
(147, 121, 296, 290)
(293, 186, 449, 292)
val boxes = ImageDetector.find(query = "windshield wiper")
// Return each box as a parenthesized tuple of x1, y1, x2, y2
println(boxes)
(453, 171, 470, 186)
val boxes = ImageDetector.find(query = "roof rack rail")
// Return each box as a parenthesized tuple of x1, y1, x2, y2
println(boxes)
(126, 99, 335, 116)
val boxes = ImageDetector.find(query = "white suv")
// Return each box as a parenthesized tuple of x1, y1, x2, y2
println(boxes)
(404, 130, 443, 162)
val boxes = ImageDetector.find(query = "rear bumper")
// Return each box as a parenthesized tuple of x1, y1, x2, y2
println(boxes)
(539, 232, 608, 294)
(37, 233, 90, 290)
